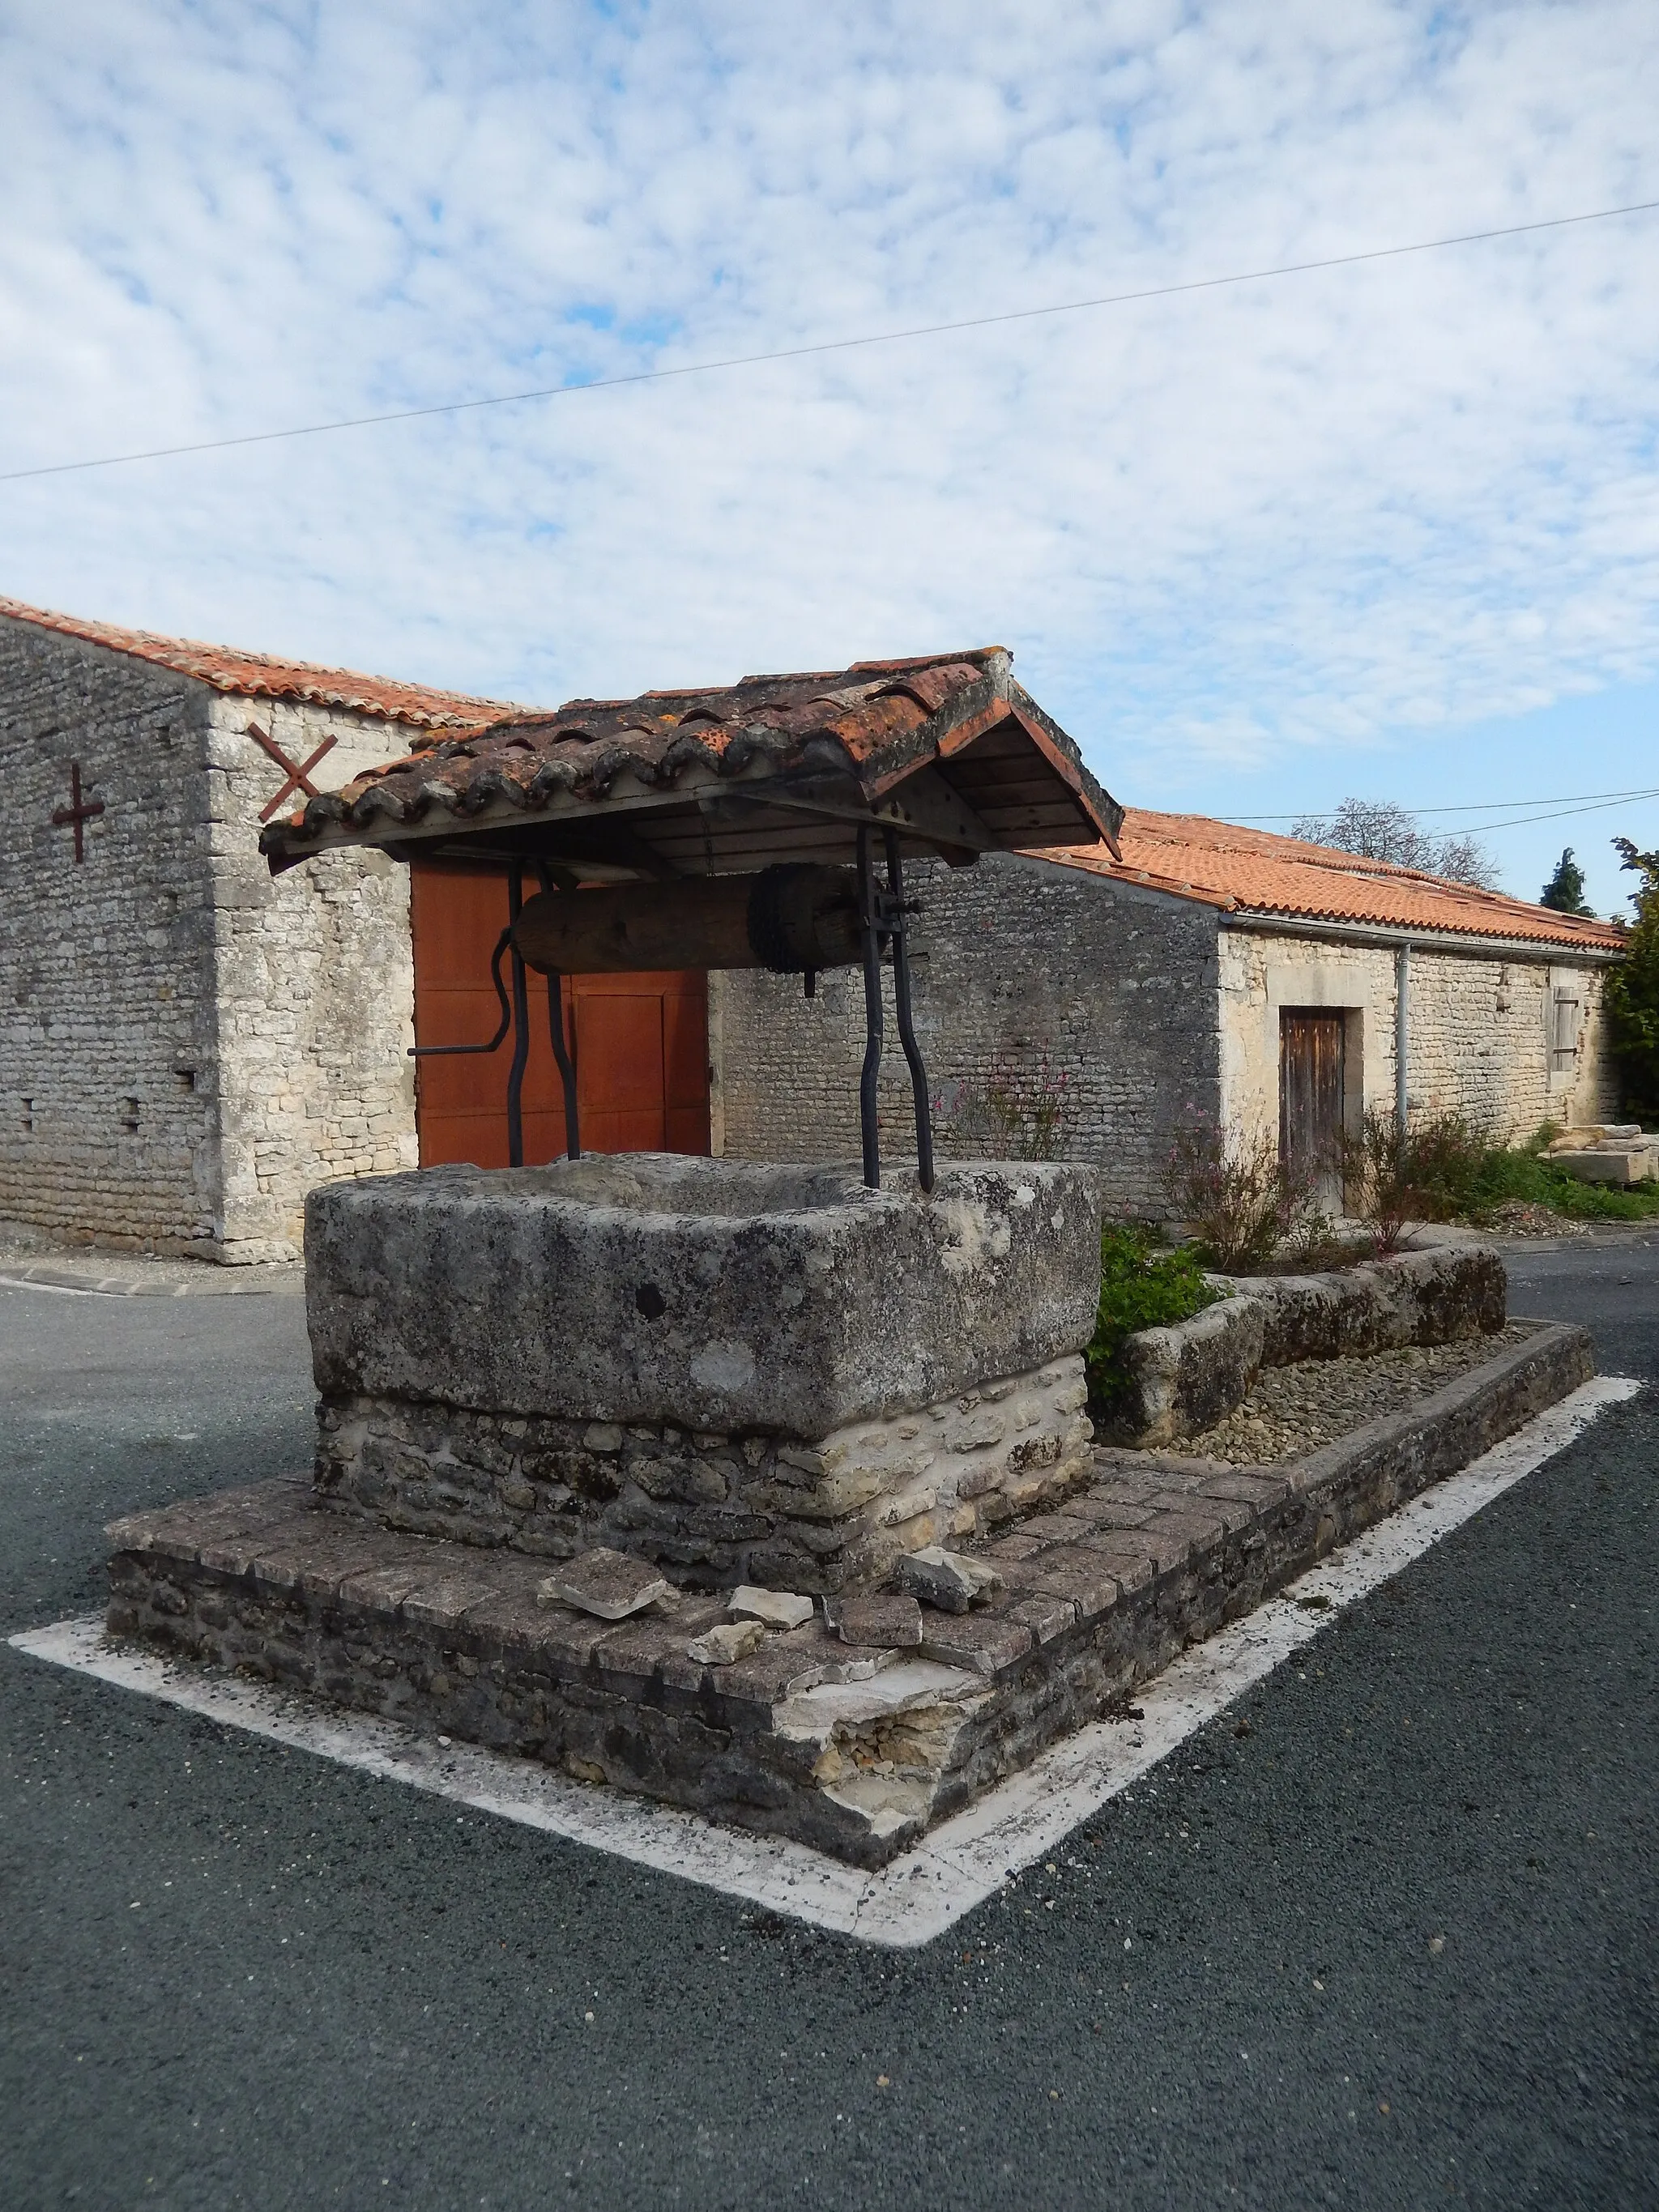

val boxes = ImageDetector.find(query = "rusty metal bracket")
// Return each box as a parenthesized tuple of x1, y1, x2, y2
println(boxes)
(855, 826, 934, 1191)
(504, 864, 531, 1169)
(857, 827, 885, 1187)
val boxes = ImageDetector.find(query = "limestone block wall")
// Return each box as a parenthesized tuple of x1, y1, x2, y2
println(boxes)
(204, 696, 416, 1261)
(0, 617, 419, 1259)
(0, 620, 213, 1251)
(718, 854, 1224, 1215)
(1218, 926, 1617, 1149)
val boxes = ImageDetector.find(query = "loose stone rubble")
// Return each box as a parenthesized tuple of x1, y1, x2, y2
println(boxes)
(1541, 1125, 1657, 1186)
(535, 1549, 670, 1621)
(894, 1545, 1004, 1613)
(824, 1592, 924, 1650)
(104, 1317, 1591, 1868)
(729, 1586, 816, 1631)
(686, 1620, 766, 1666)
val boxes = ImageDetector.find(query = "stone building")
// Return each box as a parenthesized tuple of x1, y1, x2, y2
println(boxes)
(0, 597, 522, 1260)
(0, 599, 1628, 1255)
(718, 814, 1627, 1213)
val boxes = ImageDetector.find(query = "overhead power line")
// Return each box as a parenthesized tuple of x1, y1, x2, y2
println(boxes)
(1231, 787, 1659, 839)
(1425, 789, 1659, 836)
(1233, 783, 1659, 821)
(2, 195, 1657, 485)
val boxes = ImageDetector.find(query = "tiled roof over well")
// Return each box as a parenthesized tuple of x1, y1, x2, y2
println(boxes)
(262, 647, 1120, 871)
(1053, 809, 1627, 952)
(0, 595, 524, 731)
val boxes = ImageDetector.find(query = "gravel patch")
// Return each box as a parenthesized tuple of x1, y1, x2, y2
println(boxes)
(1188, 1323, 1537, 1464)
(1486, 1202, 1591, 1238)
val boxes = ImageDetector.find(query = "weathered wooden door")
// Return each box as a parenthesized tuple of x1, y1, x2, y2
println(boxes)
(409, 867, 710, 1169)
(1279, 1010, 1346, 1212)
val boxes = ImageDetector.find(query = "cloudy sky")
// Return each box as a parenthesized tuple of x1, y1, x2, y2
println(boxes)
(3, 0, 1657, 912)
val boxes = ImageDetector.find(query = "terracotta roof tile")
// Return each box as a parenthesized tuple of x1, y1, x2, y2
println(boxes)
(1049, 809, 1627, 953)
(0, 595, 524, 731)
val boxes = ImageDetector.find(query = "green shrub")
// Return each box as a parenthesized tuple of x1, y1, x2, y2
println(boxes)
(1160, 1113, 1312, 1272)
(1085, 1226, 1222, 1419)
(1606, 836, 1659, 1120)
(1388, 1112, 1659, 1225)
(1443, 1135, 1659, 1222)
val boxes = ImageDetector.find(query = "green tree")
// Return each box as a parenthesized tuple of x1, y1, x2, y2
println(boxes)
(1605, 837, 1659, 1120)
(1539, 846, 1594, 916)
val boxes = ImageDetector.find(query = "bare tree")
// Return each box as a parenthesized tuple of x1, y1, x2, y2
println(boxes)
(1291, 798, 1499, 891)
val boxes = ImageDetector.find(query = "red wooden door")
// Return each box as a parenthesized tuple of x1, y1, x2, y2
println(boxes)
(409, 867, 710, 1169)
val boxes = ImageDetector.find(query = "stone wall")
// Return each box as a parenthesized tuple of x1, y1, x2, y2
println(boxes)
(716, 854, 1618, 1209)
(0, 617, 419, 1260)
(0, 620, 211, 1252)
(204, 695, 416, 1260)
(1218, 926, 1617, 1149)
(718, 853, 1225, 1216)
(314, 1356, 1093, 1595)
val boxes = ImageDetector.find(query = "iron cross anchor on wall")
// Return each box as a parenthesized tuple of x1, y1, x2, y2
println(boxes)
(246, 720, 338, 823)
(51, 761, 104, 861)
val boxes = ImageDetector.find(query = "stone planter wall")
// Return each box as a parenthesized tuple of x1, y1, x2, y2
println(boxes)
(1102, 1242, 1507, 1449)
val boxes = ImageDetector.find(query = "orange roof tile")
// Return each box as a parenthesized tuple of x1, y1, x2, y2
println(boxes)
(0, 595, 525, 731)
(1050, 808, 1627, 953)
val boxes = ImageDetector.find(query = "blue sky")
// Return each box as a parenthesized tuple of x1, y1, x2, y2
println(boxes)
(2, 0, 1657, 914)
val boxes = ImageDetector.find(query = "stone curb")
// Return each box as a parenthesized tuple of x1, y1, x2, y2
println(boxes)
(103, 1319, 1593, 1868)
(0, 1259, 304, 1298)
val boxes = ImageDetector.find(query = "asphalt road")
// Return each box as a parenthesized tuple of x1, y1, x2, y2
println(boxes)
(1, 1241, 1654, 2212)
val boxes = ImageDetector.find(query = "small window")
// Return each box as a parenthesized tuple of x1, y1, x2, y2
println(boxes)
(21, 1097, 33, 1132)
(173, 1067, 196, 1093)
(119, 1097, 140, 1132)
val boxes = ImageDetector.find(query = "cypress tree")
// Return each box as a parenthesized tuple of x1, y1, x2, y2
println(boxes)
(1539, 847, 1594, 916)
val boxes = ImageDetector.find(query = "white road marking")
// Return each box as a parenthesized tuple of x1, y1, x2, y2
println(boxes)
(11, 1374, 1640, 1948)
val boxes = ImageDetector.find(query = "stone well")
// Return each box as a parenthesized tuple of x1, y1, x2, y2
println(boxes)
(307, 1154, 1101, 1594)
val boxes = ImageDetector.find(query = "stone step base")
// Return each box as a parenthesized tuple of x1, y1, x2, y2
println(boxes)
(105, 1321, 1591, 1869)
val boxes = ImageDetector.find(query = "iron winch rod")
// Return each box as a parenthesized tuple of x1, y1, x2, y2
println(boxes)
(407, 869, 580, 1166)
(535, 861, 582, 1161)
(504, 865, 531, 1168)
(855, 825, 935, 1194)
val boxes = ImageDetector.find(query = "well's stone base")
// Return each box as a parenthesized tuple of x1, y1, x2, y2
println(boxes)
(315, 1357, 1093, 1593)
(106, 1320, 1591, 1867)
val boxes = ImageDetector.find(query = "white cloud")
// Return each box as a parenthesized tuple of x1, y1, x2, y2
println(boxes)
(2, 0, 1657, 825)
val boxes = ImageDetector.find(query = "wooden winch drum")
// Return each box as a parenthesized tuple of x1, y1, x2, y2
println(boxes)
(511, 864, 865, 977)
